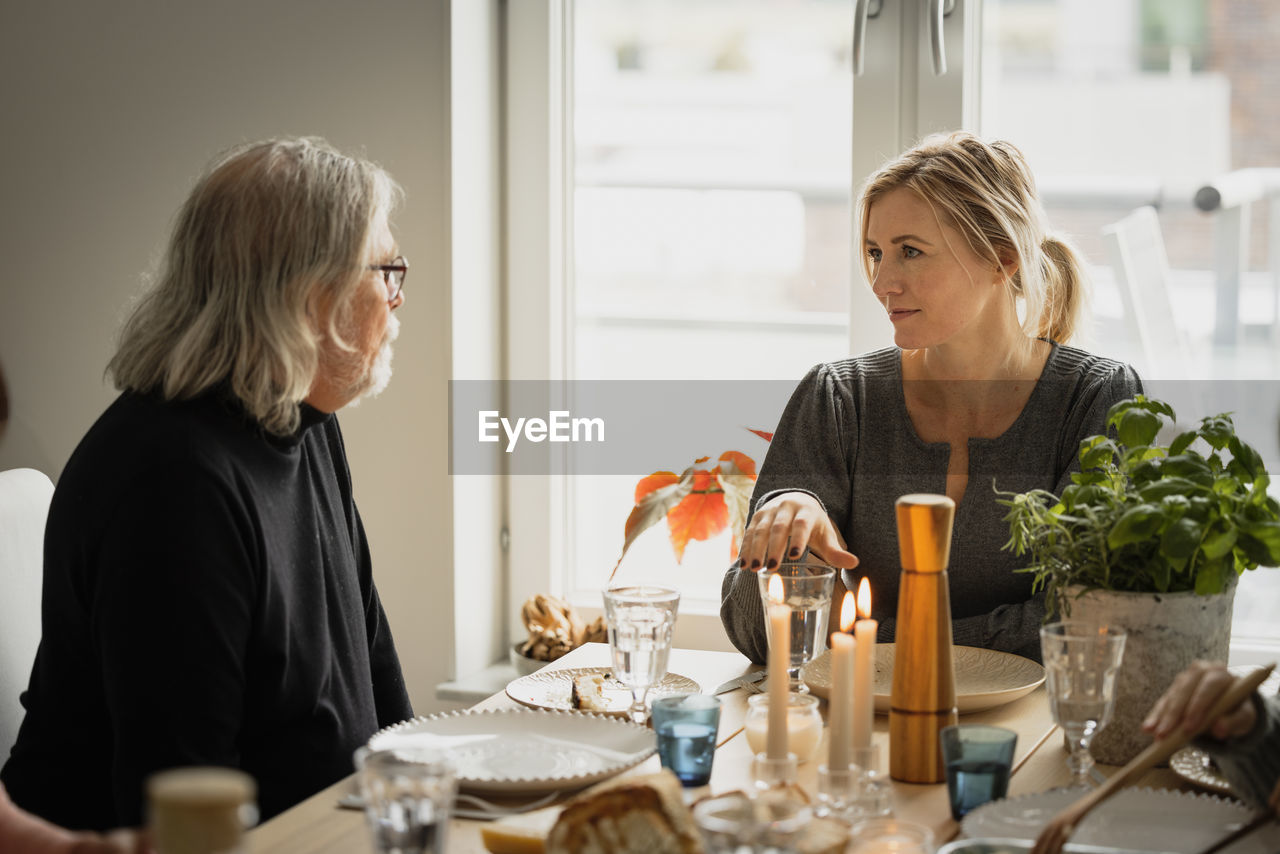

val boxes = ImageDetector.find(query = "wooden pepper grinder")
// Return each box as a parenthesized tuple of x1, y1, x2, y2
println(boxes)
(889, 493, 958, 783)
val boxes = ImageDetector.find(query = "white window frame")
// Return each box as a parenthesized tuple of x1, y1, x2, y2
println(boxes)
(502, 0, 994, 650)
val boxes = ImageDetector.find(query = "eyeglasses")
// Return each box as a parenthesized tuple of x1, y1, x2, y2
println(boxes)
(368, 255, 408, 302)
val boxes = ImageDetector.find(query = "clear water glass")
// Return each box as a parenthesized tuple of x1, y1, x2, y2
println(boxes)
(354, 746, 457, 854)
(756, 560, 836, 692)
(1039, 621, 1127, 788)
(603, 585, 680, 724)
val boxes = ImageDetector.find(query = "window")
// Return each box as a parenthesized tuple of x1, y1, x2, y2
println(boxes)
(505, 0, 1280, 655)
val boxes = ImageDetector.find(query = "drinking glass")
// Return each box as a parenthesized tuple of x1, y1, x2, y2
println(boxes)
(602, 585, 680, 724)
(354, 746, 457, 854)
(651, 693, 721, 786)
(1039, 621, 1127, 788)
(756, 560, 836, 692)
(940, 724, 1017, 819)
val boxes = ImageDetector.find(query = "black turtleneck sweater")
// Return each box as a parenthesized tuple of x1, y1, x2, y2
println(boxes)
(0, 390, 412, 830)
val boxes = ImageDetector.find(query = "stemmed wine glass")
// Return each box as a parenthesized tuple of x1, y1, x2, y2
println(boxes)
(602, 585, 680, 724)
(756, 560, 836, 693)
(1039, 621, 1127, 788)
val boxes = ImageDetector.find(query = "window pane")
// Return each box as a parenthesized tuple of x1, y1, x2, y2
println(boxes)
(570, 0, 854, 611)
(982, 0, 1280, 649)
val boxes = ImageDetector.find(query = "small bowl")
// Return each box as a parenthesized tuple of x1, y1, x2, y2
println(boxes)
(509, 643, 547, 677)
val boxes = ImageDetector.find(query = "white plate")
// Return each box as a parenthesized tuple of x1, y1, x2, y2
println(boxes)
(801, 644, 1045, 714)
(506, 666, 700, 715)
(369, 708, 656, 794)
(962, 787, 1280, 854)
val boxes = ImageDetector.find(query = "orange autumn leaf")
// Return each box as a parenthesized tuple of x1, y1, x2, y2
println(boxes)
(634, 471, 679, 503)
(610, 467, 693, 581)
(666, 486, 729, 562)
(716, 451, 758, 557)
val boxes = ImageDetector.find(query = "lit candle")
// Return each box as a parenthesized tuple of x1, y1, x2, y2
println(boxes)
(853, 577, 877, 752)
(766, 574, 790, 760)
(828, 592, 856, 770)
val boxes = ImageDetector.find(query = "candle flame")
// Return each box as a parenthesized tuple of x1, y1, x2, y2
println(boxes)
(857, 577, 872, 619)
(839, 591, 856, 633)
(767, 574, 785, 604)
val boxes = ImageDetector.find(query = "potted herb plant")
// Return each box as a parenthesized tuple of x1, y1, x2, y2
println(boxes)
(1001, 395, 1280, 763)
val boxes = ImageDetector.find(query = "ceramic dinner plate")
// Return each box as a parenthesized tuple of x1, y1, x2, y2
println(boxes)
(368, 708, 656, 794)
(801, 644, 1045, 714)
(505, 666, 700, 715)
(961, 787, 1280, 853)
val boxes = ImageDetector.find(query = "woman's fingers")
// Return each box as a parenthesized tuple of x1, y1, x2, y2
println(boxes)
(1142, 661, 1251, 741)
(738, 492, 845, 571)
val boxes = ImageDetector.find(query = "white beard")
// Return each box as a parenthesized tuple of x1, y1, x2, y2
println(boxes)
(344, 311, 399, 407)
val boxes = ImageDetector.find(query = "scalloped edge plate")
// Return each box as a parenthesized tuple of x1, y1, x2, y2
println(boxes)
(505, 666, 700, 715)
(962, 786, 1280, 853)
(801, 644, 1045, 714)
(369, 708, 656, 794)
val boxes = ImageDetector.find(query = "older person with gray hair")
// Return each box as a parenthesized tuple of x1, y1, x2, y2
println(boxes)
(1, 138, 413, 830)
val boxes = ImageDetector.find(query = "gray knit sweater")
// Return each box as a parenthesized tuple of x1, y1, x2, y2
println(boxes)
(720, 343, 1142, 664)
(1205, 692, 1280, 809)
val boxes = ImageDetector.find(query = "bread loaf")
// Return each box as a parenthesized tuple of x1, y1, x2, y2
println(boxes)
(545, 770, 703, 854)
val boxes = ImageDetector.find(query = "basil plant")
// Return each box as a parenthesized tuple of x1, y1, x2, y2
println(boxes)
(1001, 395, 1280, 618)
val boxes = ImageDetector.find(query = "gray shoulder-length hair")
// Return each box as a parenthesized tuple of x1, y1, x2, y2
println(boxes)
(108, 137, 401, 435)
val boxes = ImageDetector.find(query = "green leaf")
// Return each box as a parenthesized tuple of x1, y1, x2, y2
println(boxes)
(1238, 520, 1280, 565)
(1107, 504, 1163, 549)
(1139, 479, 1204, 502)
(1079, 437, 1119, 471)
(1168, 430, 1197, 457)
(1195, 561, 1226, 596)
(1201, 526, 1237, 560)
(1151, 559, 1172, 591)
(1160, 517, 1201, 560)
(1200, 414, 1235, 450)
(1116, 408, 1162, 449)
(1161, 455, 1214, 485)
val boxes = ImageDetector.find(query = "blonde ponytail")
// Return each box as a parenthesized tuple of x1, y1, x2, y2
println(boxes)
(1036, 234, 1087, 344)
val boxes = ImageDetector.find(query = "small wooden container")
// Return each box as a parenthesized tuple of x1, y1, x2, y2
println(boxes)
(889, 494, 959, 784)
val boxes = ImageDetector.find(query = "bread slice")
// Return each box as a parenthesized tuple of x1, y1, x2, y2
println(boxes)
(545, 770, 702, 854)
(569, 673, 610, 712)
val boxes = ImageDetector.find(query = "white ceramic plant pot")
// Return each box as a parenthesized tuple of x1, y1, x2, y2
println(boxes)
(1058, 577, 1236, 766)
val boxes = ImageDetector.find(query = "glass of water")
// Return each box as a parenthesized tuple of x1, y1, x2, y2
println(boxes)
(354, 746, 457, 854)
(756, 560, 836, 692)
(1040, 621, 1127, 789)
(602, 585, 681, 724)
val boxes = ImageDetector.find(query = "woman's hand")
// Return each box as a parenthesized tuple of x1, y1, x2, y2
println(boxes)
(737, 491, 858, 571)
(1141, 660, 1258, 742)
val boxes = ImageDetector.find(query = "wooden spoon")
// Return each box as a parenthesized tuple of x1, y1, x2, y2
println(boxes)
(1031, 662, 1276, 854)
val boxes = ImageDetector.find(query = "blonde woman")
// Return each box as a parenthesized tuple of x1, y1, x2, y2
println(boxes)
(721, 132, 1141, 663)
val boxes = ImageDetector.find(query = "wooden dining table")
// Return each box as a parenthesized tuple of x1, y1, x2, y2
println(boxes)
(247, 642, 1191, 853)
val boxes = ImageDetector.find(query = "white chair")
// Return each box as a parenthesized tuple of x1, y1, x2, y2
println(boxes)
(1101, 205, 1191, 379)
(0, 468, 53, 759)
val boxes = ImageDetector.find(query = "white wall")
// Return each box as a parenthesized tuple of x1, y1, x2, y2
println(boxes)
(0, 0, 462, 715)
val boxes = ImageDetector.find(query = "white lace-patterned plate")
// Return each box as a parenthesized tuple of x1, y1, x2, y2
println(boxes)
(506, 666, 700, 715)
(801, 644, 1045, 714)
(962, 787, 1280, 854)
(368, 708, 655, 794)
